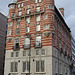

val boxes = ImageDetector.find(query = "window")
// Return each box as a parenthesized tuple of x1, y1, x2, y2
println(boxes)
(44, 15, 48, 20)
(36, 25, 40, 31)
(11, 62, 18, 72)
(21, 3, 23, 7)
(26, 17, 30, 23)
(16, 28, 20, 34)
(63, 42, 65, 52)
(55, 61, 58, 73)
(11, 52, 14, 57)
(36, 50, 39, 55)
(18, 4, 20, 8)
(36, 36, 41, 44)
(8, 22, 13, 26)
(48, 4, 54, 9)
(35, 0, 38, 3)
(26, 26, 30, 33)
(15, 52, 19, 57)
(18, 11, 22, 16)
(27, 9, 31, 14)
(24, 37, 30, 47)
(9, 5, 15, 9)
(11, 13, 15, 17)
(36, 15, 40, 22)
(41, 49, 45, 55)
(23, 61, 29, 72)
(7, 30, 11, 35)
(23, 51, 26, 56)
(59, 40, 61, 49)
(36, 7, 40, 12)
(39, 0, 42, 2)
(14, 38, 19, 49)
(16, 20, 20, 26)
(36, 60, 44, 72)
(44, 24, 50, 30)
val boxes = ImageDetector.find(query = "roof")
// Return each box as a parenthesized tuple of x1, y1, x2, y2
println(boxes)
(54, 6, 71, 32)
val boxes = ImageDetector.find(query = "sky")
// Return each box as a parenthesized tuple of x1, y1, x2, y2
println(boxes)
(0, 0, 75, 38)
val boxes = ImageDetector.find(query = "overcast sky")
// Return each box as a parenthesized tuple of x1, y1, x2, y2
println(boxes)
(0, 0, 75, 38)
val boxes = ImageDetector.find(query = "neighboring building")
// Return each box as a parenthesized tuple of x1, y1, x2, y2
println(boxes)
(4, 0, 72, 75)
(0, 13, 7, 75)
(71, 36, 75, 75)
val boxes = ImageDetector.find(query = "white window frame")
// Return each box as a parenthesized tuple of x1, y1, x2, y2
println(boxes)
(36, 60, 44, 72)
(35, 0, 38, 3)
(7, 30, 11, 35)
(27, 9, 31, 14)
(18, 4, 20, 8)
(44, 24, 50, 30)
(36, 25, 40, 31)
(36, 15, 40, 22)
(39, 0, 42, 2)
(21, 3, 23, 7)
(36, 7, 40, 12)
(18, 11, 22, 16)
(8, 22, 13, 26)
(26, 26, 30, 33)
(26, 17, 30, 24)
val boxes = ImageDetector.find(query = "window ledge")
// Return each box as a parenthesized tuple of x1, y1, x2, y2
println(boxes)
(10, 72, 18, 74)
(21, 72, 31, 74)
(34, 72, 46, 74)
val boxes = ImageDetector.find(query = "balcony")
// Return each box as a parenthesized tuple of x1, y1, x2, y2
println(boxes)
(12, 44, 20, 51)
(34, 43, 42, 48)
(23, 44, 30, 50)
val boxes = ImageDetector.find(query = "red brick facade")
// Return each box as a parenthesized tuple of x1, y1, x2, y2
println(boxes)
(6, 0, 71, 57)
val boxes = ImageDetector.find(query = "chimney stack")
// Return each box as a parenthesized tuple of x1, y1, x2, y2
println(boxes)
(59, 8, 64, 16)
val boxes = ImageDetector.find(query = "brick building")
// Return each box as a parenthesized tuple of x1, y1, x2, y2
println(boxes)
(0, 13, 7, 75)
(4, 0, 72, 75)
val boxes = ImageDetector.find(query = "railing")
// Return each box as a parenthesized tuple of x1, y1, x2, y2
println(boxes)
(34, 43, 42, 48)
(12, 45, 20, 51)
(23, 44, 30, 49)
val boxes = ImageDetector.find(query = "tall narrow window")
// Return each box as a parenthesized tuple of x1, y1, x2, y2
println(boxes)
(63, 42, 65, 52)
(11, 52, 14, 57)
(16, 20, 20, 26)
(18, 11, 22, 16)
(36, 36, 41, 45)
(26, 26, 30, 33)
(36, 60, 44, 72)
(35, 0, 38, 3)
(27, 9, 31, 14)
(11, 62, 18, 72)
(24, 36, 30, 48)
(7, 30, 11, 35)
(36, 15, 40, 22)
(16, 28, 20, 34)
(36, 7, 40, 12)
(23, 61, 30, 72)
(59, 40, 61, 49)
(14, 38, 19, 50)
(18, 4, 20, 8)
(39, 0, 42, 2)
(21, 3, 23, 7)
(36, 25, 40, 31)
(26, 17, 30, 24)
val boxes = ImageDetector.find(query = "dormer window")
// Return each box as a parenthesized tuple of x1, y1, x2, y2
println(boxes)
(35, 0, 42, 3)
(36, 7, 40, 12)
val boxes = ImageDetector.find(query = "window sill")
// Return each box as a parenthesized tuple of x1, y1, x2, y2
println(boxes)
(34, 72, 46, 74)
(10, 72, 18, 74)
(21, 72, 31, 74)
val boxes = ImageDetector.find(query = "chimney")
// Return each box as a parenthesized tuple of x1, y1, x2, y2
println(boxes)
(59, 8, 64, 16)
